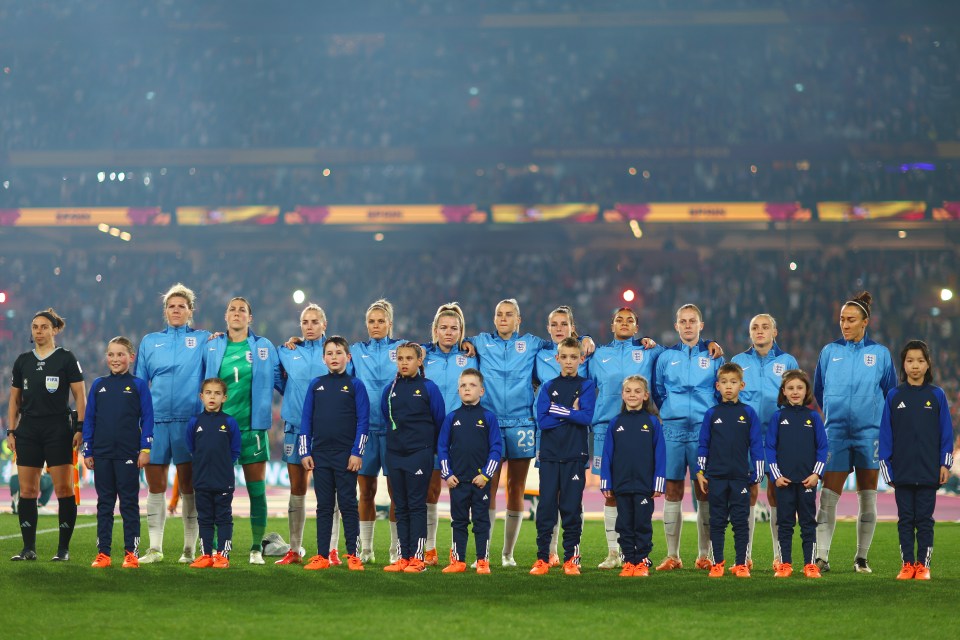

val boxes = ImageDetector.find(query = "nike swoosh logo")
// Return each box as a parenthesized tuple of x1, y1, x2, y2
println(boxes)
(209, 347, 217, 351)
(426, 360, 437, 365)
(361, 355, 370, 358)
(832, 357, 843, 362)
(670, 361, 680, 365)
(602, 358, 612, 363)
(741, 366, 750, 371)
(154, 343, 165, 347)
(292, 356, 302, 360)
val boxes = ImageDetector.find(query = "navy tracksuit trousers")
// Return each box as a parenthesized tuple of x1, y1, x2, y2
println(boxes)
(536, 459, 586, 563)
(313, 452, 360, 557)
(449, 482, 492, 562)
(197, 489, 233, 556)
(94, 458, 141, 556)
(615, 493, 654, 565)
(708, 477, 750, 566)
(894, 485, 937, 566)
(774, 482, 817, 565)
(387, 449, 432, 560)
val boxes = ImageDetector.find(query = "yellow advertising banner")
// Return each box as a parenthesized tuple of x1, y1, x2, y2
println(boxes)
(817, 201, 925, 221)
(491, 204, 598, 223)
(287, 205, 485, 224)
(176, 206, 280, 225)
(604, 202, 811, 222)
(0, 207, 168, 226)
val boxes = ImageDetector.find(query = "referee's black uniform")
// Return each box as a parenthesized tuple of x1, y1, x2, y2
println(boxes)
(9, 347, 84, 560)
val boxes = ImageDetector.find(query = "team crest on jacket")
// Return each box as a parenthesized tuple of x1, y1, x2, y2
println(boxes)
(863, 354, 876, 367)
(632, 350, 643, 363)
(245, 351, 254, 363)
(185, 336, 197, 348)
(515, 341, 526, 354)
(456, 355, 467, 367)
(389, 349, 397, 362)
(698, 357, 709, 369)
(258, 347, 269, 361)
(772, 363, 786, 376)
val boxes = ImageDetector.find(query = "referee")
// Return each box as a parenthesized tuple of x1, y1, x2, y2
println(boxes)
(6, 309, 86, 561)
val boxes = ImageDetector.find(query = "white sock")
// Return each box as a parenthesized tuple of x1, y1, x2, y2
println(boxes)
(426, 502, 438, 551)
(181, 492, 198, 554)
(503, 510, 524, 558)
(147, 492, 167, 551)
(488, 508, 497, 548)
(330, 497, 340, 553)
(746, 504, 756, 561)
(359, 520, 374, 556)
(816, 488, 840, 560)
(288, 494, 306, 553)
(549, 521, 560, 556)
(390, 521, 399, 558)
(856, 489, 877, 560)
(663, 500, 682, 558)
(603, 505, 619, 552)
(769, 506, 781, 563)
(696, 500, 711, 561)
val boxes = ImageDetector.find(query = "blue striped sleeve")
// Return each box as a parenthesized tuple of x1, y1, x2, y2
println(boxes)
(437, 411, 454, 479)
(484, 411, 503, 479)
(697, 407, 713, 473)
(812, 410, 828, 477)
(599, 420, 615, 492)
(653, 416, 666, 493)
(353, 377, 370, 457)
(934, 386, 954, 469)
(765, 410, 781, 480)
(135, 377, 155, 450)
(878, 388, 896, 484)
(81, 378, 101, 457)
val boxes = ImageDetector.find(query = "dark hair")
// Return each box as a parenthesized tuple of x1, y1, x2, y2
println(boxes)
(557, 336, 581, 352)
(777, 369, 814, 407)
(620, 375, 658, 416)
(843, 291, 873, 320)
(899, 340, 934, 385)
(107, 336, 135, 355)
(323, 335, 351, 355)
(717, 362, 743, 380)
(201, 377, 228, 394)
(227, 296, 253, 315)
(396, 341, 425, 377)
(33, 308, 65, 330)
(460, 367, 484, 386)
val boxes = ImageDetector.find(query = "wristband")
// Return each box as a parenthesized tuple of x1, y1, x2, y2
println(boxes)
(6, 431, 15, 437)
(74, 420, 84, 434)
(140, 448, 151, 453)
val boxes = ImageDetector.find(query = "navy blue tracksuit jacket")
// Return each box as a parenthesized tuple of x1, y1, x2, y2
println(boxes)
(438, 403, 503, 562)
(534, 374, 596, 563)
(765, 403, 828, 566)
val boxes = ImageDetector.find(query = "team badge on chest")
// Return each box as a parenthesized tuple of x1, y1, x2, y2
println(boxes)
(245, 351, 253, 364)
(515, 341, 526, 354)
(185, 337, 197, 349)
(632, 350, 643, 363)
(863, 354, 876, 367)
(45, 376, 59, 393)
(772, 363, 786, 376)
(456, 355, 467, 367)
(258, 347, 269, 361)
(389, 349, 397, 362)
(698, 357, 709, 369)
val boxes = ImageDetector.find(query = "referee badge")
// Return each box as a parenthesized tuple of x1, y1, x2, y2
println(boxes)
(185, 337, 197, 349)
(863, 354, 876, 367)
(258, 347, 269, 361)
(515, 341, 526, 354)
(632, 350, 643, 363)
(456, 355, 467, 367)
(45, 376, 60, 393)
(698, 357, 709, 369)
(772, 363, 786, 376)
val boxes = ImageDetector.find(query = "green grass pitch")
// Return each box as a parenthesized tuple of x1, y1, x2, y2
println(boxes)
(1, 515, 956, 639)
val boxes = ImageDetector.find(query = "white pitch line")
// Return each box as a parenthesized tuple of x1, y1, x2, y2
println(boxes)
(0, 521, 97, 541)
